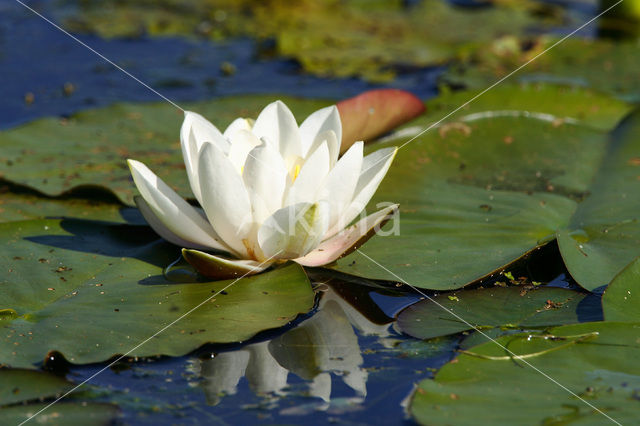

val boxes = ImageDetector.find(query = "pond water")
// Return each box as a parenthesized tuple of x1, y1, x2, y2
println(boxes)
(0, 0, 611, 424)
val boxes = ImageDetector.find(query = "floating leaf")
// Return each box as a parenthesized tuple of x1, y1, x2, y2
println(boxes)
(0, 219, 314, 368)
(0, 96, 327, 205)
(337, 89, 425, 153)
(0, 93, 422, 205)
(557, 110, 640, 291)
(0, 188, 137, 224)
(0, 369, 72, 406)
(422, 84, 632, 132)
(602, 256, 640, 322)
(0, 369, 119, 425)
(409, 322, 640, 425)
(396, 286, 599, 340)
(59, 0, 569, 82)
(442, 38, 640, 102)
(330, 105, 640, 291)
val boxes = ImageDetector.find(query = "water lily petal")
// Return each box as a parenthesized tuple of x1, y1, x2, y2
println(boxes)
(258, 202, 330, 260)
(299, 105, 342, 157)
(304, 130, 339, 169)
(223, 117, 253, 140)
(251, 100, 302, 166)
(134, 196, 232, 252)
(181, 111, 229, 202)
(295, 204, 398, 267)
(127, 159, 231, 252)
(243, 143, 288, 224)
(318, 141, 363, 232)
(227, 129, 262, 174)
(198, 143, 253, 256)
(182, 249, 271, 279)
(285, 142, 330, 205)
(334, 147, 398, 235)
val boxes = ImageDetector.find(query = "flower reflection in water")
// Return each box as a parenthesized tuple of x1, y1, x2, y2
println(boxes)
(187, 281, 396, 412)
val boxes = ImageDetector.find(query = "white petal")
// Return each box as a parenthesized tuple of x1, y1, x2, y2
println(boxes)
(295, 204, 398, 267)
(243, 143, 288, 223)
(285, 142, 330, 205)
(198, 143, 253, 256)
(223, 117, 253, 139)
(227, 129, 262, 173)
(251, 100, 302, 163)
(135, 196, 231, 252)
(318, 141, 363, 232)
(304, 130, 339, 168)
(182, 249, 271, 279)
(127, 159, 231, 252)
(257, 202, 330, 260)
(336, 147, 397, 234)
(181, 111, 229, 201)
(299, 105, 342, 157)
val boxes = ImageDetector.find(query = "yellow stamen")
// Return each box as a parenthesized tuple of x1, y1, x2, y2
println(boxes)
(292, 164, 301, 181)
(242, 238, 257, 261)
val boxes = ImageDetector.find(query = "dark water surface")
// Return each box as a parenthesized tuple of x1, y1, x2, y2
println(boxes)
(0, 1, 444, 130)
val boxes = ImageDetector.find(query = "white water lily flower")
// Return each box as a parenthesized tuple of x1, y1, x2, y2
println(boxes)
(128, 100, 397, 279)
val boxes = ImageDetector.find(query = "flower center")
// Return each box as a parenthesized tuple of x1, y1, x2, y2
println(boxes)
(292, 164, 301, 181)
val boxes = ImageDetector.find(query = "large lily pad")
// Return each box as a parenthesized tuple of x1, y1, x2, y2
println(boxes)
(442, 38, 640, 102)
(0, 187, 137, 224)
(396, 286, 598, 340)
(409, 322, 640, 425)
(59, 0, 569, 82)
(0, 86, 628, 206)
(330, 107, 640, 291)
(0, 218, 314, 368)
(557, 110, 640, 291)
(602, 256, 640, 322)
(0, 369, 119, 425)
(422, 84, 633, 132)
(0, 95, 327, 205)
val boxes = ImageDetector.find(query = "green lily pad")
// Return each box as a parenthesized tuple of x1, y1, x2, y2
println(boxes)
(0, 188, 137, 224)
(396, 286, 599, 340)
(59, 0, 568, 82)
(0, 218, 314, 368)
(602, 256, 640, 322)
(0, 369, 119, 425)
(409, 322, 640, 425)
(0, 95, 327, 205)
(330, 107, 640, 291)
(422, 84, 633, 132)
(557, 110, 640, 291)
(442, 38, 640, 102)
(0, 369, 73, 406)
